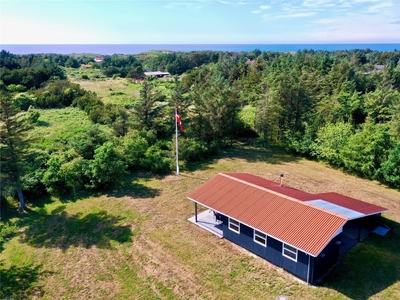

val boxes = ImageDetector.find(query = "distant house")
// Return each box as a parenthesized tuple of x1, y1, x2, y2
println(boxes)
(94, 56, 104, 63)
(187, 173, 388, 284)
(364, 64, 387, 75)
(374, 65, 386, 71)
(144, 71, 171, 78)
(246, 59, 255, 65)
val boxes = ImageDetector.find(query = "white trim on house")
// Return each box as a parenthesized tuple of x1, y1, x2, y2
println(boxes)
(283, 243, 298, 262)
(254, 229, 267, 247)
(229, 218, 240, 233)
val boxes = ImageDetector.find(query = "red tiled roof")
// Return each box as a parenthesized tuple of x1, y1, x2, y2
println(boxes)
(188, 173, 347, 256)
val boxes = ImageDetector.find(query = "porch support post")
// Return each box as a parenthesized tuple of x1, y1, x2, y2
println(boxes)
(194, 202, 198, 223)
(357, 218, 363, 242)
(307, 254, 311, 285)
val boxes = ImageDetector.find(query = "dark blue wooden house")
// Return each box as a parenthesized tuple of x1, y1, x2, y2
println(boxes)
(187, 173, 388, 284)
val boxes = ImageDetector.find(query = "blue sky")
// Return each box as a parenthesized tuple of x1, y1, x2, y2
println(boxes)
(1, 0, 399, 44)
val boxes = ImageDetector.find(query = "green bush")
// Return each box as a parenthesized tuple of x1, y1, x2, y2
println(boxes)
(180, 138, 208, 162)
(85, 142, 127, 190)
(70, 124, 110, 159)
(340, 121, 392, 179)
(381, 142, 400, 187)
(311, 122, 353, 166)
(7, 84, 26, 92)
(141, 142, 172, 173)
(283, 125, 316, 155)
(34, 80, 85, 108)
(42, 155, 69, 195)
(27, 106, 40, 123)
(13, 93, 35, 111)
(73, 91, 104, 115)
(60, 157, 90, 190)
(238, 106, 255, 130)
(207, 139, 225, 156)
(120, 131, 148, 168)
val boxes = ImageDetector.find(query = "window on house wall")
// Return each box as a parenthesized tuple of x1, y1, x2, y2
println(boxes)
(254, 230, 267, 246)
(229, 218, 240, 233)
(283, 243, 298, 261)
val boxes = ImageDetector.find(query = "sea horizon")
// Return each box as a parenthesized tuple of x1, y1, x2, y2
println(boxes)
(1, 43, 399, 55)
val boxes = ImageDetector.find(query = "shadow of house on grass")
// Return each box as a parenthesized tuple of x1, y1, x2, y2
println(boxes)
(17, 207, 133, 251)
(322, 217, 400, 299)
(0, 262, 51, 299)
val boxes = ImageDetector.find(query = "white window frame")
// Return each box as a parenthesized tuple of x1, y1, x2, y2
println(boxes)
(283, 243, 298, 262)
(229, 218, 240, 233)
(254, 230, 267, 247)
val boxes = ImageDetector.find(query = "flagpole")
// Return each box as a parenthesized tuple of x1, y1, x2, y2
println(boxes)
(175, 107, 180, 175)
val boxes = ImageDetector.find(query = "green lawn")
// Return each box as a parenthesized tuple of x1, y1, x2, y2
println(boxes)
(1, 146, 399, 299)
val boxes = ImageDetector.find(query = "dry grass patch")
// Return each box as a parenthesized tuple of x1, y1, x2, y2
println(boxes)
(72, 77, 141, 106)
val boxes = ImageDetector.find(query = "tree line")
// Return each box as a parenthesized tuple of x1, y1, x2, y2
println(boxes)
(1, 48, 399, 211)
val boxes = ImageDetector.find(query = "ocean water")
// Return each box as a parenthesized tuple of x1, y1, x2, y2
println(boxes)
(1, 44, 399, 55)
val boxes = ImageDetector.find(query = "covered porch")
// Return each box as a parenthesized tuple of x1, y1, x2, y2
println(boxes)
(188, 207, 223, 238)
(338, 220, 373, 257)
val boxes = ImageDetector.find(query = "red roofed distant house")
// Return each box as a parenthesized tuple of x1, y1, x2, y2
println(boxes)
(94, 56, 104, 63)
(187, 173, 388, 284)
(246, 59, 255, 65)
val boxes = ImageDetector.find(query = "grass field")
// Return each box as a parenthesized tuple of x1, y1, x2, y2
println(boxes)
(1, 145, 399, 299)
(29, 107, 92, 149)
(65, 67, 142, 106)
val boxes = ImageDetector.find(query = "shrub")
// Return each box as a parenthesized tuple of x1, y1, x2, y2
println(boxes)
(42, 155, 69, 195)
(60, 157, 90, 190)
(381, 142, 400, 187)
(27, 106, 40, 123)
(13, 93, 35, 111)
(85, 142, 127, 190)
(311, 122, 353, 166)
(140, 142, 172, 173)
(34, 80, 85, 108)
(340, 121, 392, 179)
(120, 131, 148, 168)
(7, 84, 26, 92)
(70, 124, 110, 159)
(180, 138, 208, 162)
(73, 91, 104, 114)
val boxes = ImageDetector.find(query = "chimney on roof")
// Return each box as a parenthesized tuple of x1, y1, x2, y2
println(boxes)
(279, 174, 284, 186)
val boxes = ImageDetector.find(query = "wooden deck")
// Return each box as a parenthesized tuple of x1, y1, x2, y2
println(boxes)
(188, 210, 223, 238)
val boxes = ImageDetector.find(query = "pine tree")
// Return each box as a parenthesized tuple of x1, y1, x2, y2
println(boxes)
(0, 93, 32, 210)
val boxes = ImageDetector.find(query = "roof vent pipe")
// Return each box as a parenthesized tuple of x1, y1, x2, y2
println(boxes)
(280, 174, 284, 186)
